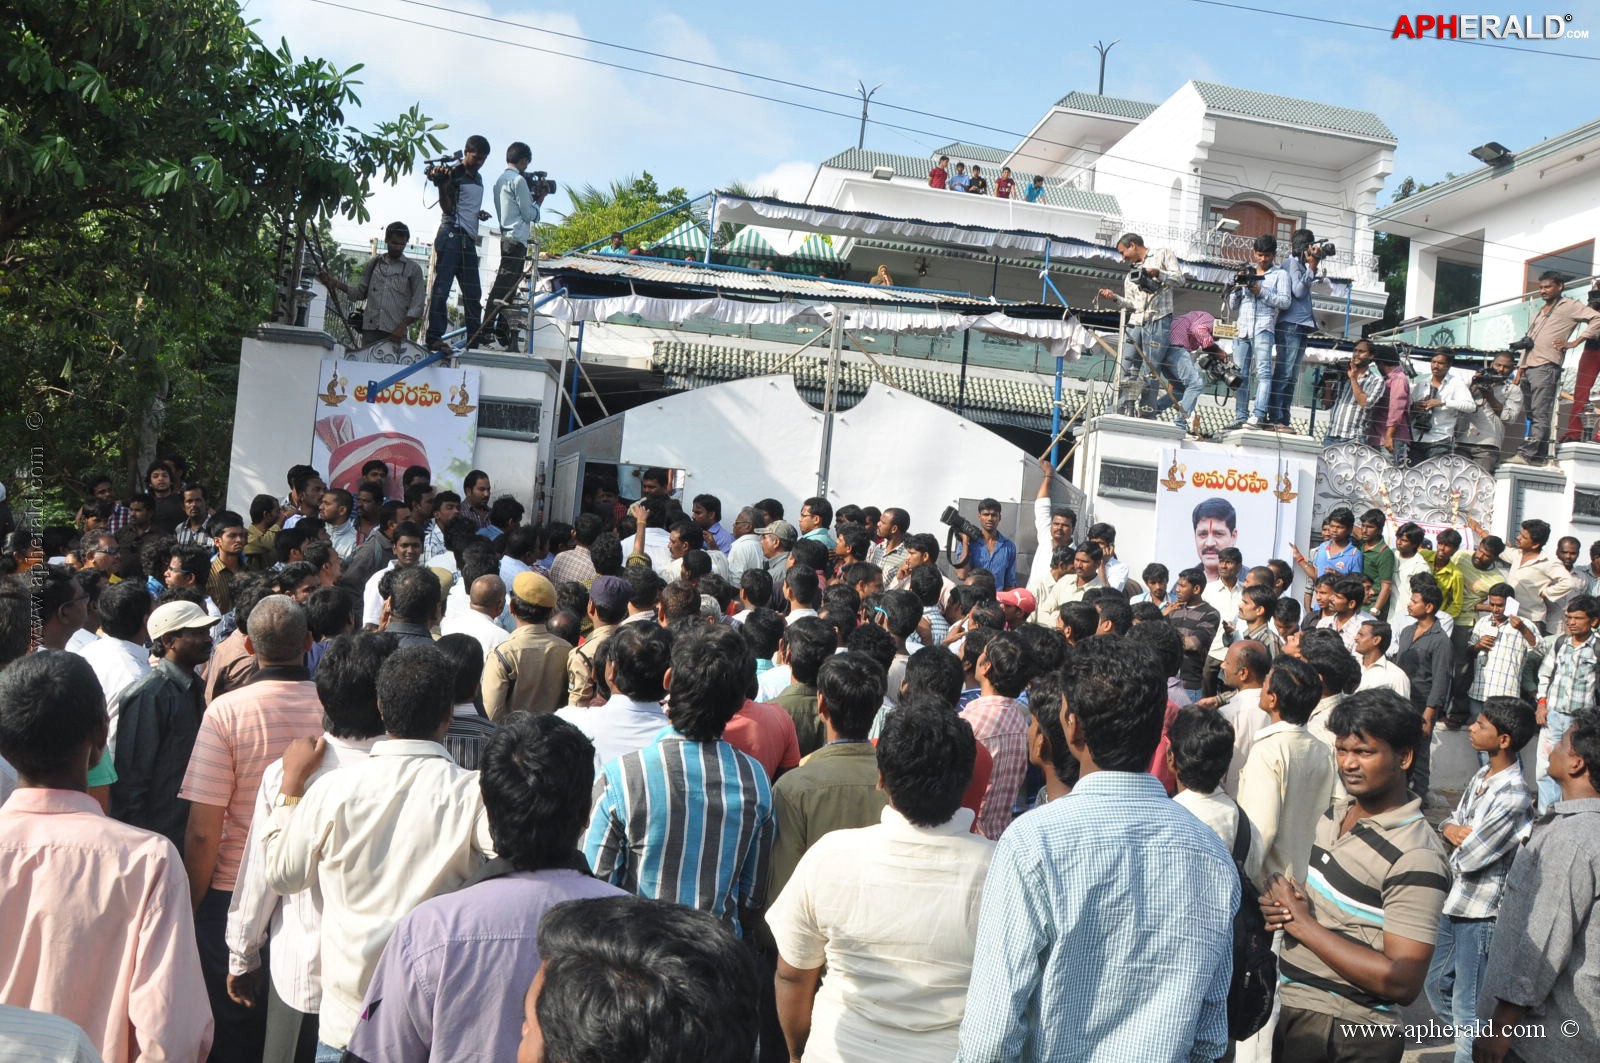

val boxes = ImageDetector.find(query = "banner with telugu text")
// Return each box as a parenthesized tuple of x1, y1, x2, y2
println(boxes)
(310, 358, 480, 494)
(1154, 449, 1306, 581)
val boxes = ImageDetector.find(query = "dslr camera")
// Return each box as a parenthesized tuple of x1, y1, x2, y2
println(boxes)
(939, 505, 983, 541)
(1197, 350, 1245, 390)
(1508, 337, 1534, 354)
(523, 170, 558, 199)
(1128, 267, 1162, 295)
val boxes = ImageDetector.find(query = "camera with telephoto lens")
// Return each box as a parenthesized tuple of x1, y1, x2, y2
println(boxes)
(523, 170, 558, 198)
(938, 505, 983, 541)
(1197, 350, 1245, 390)
(1128, 267, 1162, 295)
(1508, 337, 1534, 354)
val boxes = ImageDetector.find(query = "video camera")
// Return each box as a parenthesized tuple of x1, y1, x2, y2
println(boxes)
(422, 150, 463, 179)
(1128, 267, 1162, 295)
(1197, 350, 1245, 390)
(1233, 269, 1258, 288)
(939, 505, 983, 541)
(1307, 239, 1337, 258)
(1471, 365, 1512, 392)
(523, 169, 558, 199)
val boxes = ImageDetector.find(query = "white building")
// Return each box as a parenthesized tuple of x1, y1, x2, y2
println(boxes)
(1370, 118, 1600, 347)
(804, 81, 1393, 332)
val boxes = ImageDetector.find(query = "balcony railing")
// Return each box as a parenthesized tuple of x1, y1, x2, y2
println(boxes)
(1374, 274, 1600, 350)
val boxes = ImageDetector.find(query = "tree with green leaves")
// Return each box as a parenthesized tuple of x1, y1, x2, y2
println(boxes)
(2, 0, 446, 515)
(537, 172, 694, 254)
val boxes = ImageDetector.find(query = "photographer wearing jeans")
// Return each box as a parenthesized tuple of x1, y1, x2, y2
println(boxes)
(1457, 352, 1515, 474)
(423, 135, 491, 354)
(1508, 270, 1600, 466)
(1098, 233, 1185, 419)
(485, 141, 546, 352)
(1269, 230, 1327, 429)
(1222, 235, 1289, 431)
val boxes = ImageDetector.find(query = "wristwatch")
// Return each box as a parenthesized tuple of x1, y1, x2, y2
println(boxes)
(273, 793, 302, 810)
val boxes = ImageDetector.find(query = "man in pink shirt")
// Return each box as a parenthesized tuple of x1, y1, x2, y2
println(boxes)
(180, 594, 322, 1062)
(0, 651, 212, 1063)
(958, 629, 1030, 839)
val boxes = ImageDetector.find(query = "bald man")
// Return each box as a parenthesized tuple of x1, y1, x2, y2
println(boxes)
(440, 574, 509, 660)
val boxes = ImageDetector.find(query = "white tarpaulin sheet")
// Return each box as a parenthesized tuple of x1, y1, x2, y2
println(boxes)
(542, 293, 1096, 357)
(709, 193, 1241, 285)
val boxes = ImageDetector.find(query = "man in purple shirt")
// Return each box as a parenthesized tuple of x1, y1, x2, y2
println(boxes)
(342, 713, 623, 1063)
(1160, 310, 1217, 437)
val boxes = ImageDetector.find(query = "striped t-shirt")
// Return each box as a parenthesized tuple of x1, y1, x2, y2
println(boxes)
(179, 672, 325, 891)
(583, 731, 774, 936)
(1279, 796, 1451, 1026)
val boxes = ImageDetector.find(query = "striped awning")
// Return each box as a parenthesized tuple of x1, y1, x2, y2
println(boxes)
(789, 233, 845, 266)
(649, 219, 709, 255)
(728, 226, 778, 259)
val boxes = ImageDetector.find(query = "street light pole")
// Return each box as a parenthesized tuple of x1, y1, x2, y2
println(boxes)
(1092, 40, 1119, 95)
(856, 81, 883, 149)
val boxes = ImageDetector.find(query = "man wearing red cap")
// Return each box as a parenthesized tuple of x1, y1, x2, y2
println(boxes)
(996, 588, 1036, 629)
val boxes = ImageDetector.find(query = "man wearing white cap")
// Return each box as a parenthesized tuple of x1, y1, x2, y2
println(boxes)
(111, 601, 217, 852)
(481, 571, 572, 719)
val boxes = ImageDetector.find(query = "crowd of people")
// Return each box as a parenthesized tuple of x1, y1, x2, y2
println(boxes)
(1099, 231, 1600, 466)
(1, 453, 1598, 1063)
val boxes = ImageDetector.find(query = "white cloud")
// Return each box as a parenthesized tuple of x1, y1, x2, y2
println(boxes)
(741, 160, 817, 201)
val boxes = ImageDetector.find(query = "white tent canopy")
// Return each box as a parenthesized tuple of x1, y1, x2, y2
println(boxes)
(540, 291, 1096, 357)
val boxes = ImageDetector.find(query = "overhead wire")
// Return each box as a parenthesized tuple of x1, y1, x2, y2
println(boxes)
(302, 0, 1586, 268)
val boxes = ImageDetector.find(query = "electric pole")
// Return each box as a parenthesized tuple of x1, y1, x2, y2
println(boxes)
(1092, 40, 1119, 95)
(856, 81, 882, 149)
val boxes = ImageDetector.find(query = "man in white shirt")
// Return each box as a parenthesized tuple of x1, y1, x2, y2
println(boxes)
(556, 623, 671, 772)
(1354, 620, 1411, 698)
(1201, 547, 1244, 696)
(1216, 639, 1271, 798)
(71, 582, 152, 756)
(725, 508, 765, 578)
(262, 644, 495, 1055)
(439, 574, 511, 660)
(361, 522, 425, 629)
(1236, 655, 1335, 884)
(1408, 351, 1476, 464)
(1026, 457, 1077, 593)
(224, 632, 391, 1055)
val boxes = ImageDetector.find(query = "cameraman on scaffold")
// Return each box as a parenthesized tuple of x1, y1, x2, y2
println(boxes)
(486, 140, 548, 352)
(1099, 232, 1185, 422)
(423, 134, 491, 355)
(1267, 228, 1328, 431)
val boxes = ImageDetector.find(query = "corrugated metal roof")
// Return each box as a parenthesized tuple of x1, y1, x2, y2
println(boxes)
(544, 254, 999, 306)
(934, 142, 1012, 164)
(819, 148, 1120, 215)
(1052, 91, 1157, 120)
(1190, 81, 1395, 141)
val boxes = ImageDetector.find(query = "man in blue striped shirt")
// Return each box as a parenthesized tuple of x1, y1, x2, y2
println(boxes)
(957, 635, 1238, 1063)
(583, 624, 774, 936)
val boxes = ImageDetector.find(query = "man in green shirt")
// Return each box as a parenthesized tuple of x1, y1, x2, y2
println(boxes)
(1357, 509, 1396, 620)
(1447, 534, 1509, 726)
(772, 617, 837, 756)
(766, 652, 888, 900)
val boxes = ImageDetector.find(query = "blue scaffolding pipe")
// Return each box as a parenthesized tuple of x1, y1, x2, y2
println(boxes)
(704, 193, 719, 265)
(1051, 356, 1064, 467)
(571, 193, 713, 253)
(366, 290, 569, 400)
(567, 321, 585, 435)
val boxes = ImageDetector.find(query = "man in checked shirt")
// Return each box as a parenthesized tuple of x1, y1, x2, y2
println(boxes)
(1098, 232, 1186, 420)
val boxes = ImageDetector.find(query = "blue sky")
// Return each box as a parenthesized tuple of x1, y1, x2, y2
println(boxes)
(251, 0, 1600, 242)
